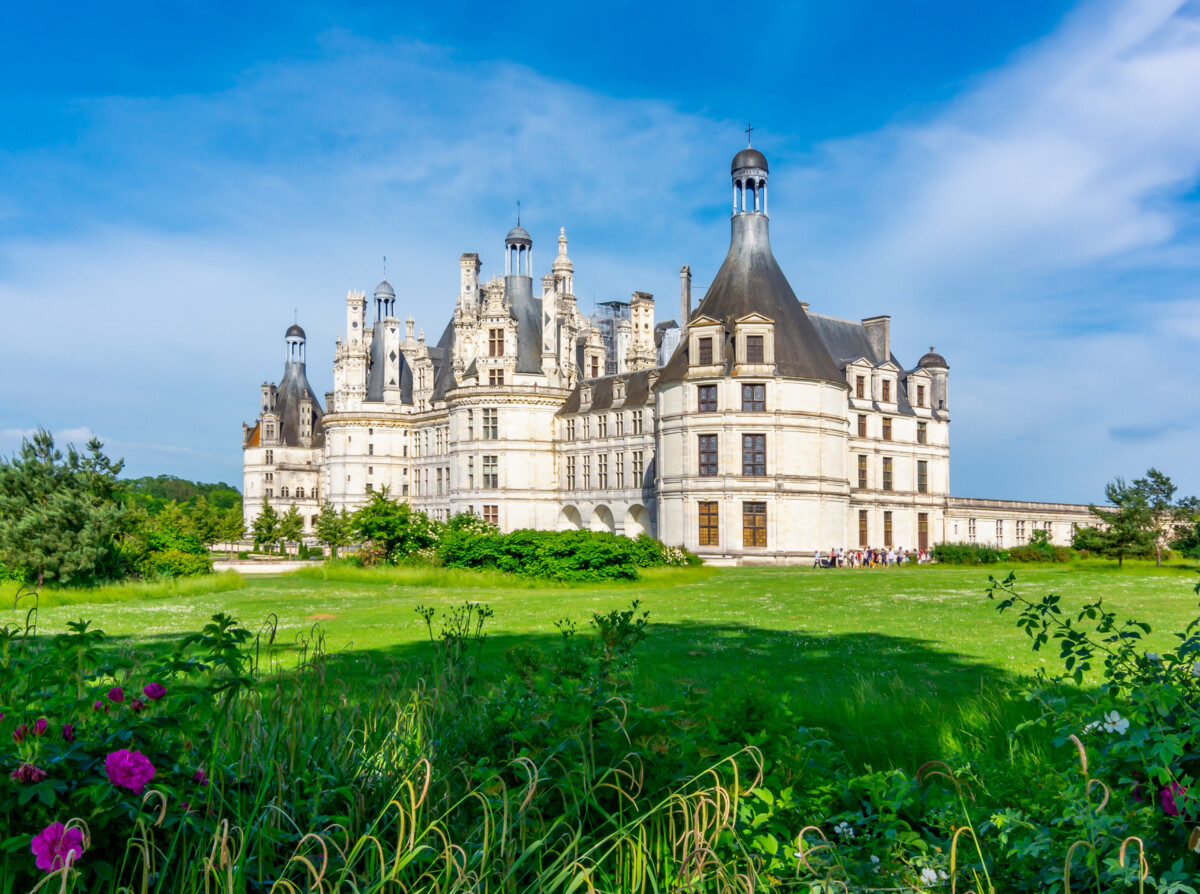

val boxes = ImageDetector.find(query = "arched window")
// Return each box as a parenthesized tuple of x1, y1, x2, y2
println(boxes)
(280, 486, 289, 498)
(296, 487, 305, 499)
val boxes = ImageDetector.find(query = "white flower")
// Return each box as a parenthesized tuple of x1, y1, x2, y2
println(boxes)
(1101, 711, 1130, 735)
(870, 854, 881, 873)
(1191, 662, 1200, 678)
(920, 867, 939, 885)
(834, 821, 855, 839)
(939, 869, 949, 880)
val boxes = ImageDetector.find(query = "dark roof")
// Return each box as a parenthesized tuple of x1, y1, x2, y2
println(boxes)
(657, 214, 844, 387)
(273, 361, 325, 448)
(918, 347, 949, 369)
(732, 148, 768, 173)
(558, 369, 654, 416)
(365, 321, 414, 404)
(374, 279, 395, 298)
(807, 313, 883, 367)
(505, 275, 545, 374)
(505, 225, 532, 246)
(285, 323, 306, 339)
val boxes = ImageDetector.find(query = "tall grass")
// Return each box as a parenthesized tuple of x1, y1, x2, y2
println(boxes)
(287, 561, 715, 590)
(0, 571, 246, 610)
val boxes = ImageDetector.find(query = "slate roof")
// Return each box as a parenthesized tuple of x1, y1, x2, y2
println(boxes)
(365, 321, 414, 404)
(272, 360, 326, 448)
(557, 369, 654, 416)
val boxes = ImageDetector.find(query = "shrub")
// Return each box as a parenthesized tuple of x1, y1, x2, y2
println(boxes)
(931, 542, 1008, 564)
(1007, 544, 1073, 563)
(139, 547, 213, 578)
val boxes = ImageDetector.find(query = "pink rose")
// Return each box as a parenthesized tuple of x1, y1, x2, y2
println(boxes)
(192, 768, 209, 786)
(11, 763, 47, 784)
(62, 723, 76, 743)
(12, 723, 28, 743)
(33, 718, 48, 737)
(143, 683, 167, 701)
(130, 698, 146, 714)
(104, 749, 155, 795)
(31, 822, 84, 873)
(107, 686, 124, 703)
(92, 700, 103, 711)
(1162, 782, 1190, 817)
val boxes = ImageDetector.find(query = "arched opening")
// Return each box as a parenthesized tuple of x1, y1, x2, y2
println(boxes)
(590, 504, 615, 533)
(559, 505, 583, 531)
(625, 504, 651, 538)
(748, 182, 757, 212)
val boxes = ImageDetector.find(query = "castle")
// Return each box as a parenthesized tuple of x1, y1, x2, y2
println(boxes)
(242, 144, 1090, 562)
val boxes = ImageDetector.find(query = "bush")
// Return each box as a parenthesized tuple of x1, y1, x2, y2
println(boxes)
(139, 548, 213, 578)
(931, 542, 1008, 564)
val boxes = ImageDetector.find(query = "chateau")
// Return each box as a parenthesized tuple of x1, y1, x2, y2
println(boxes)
(242, 144, 1090, 562)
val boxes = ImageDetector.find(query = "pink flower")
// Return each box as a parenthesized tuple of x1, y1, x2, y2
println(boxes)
(11, 763, 47, 784)
(31, 822, 84, 873)
(143, 683, 167, 701)
(192, 768, 209, 786)
(107, 686, 124, 703)
(1162, 782, 1190, 817)
(104, 749, 155, 795)
(62, 723, 76, 743)
(12, 723, 28, 743)
(130, 698, 146, 714)
(33, 718, 48, 737)
(92, 700, 103, 711)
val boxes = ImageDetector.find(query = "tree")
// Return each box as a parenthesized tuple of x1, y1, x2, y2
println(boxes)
(219, 507, 246, 559)
(278, 503, 305, 557)
(315, 501, 352, 559)
(186, 495, 223, 551)
(352, 488, 436, 559)
(251, 498, 280, 556)
(1087, 477, 1156, 568)
(0, 429, 130, 587)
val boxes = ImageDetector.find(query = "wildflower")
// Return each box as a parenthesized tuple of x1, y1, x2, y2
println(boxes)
(62, 723, 76, 743)
(12, 723, 29, 743)
(104, 749, 155, 795)
(192, 768, 209, 786)
(92, 700, 103, 711)
(130, 698, 146, 714)
(834, 820, 855, 839)
(33, 718, 48, 737)
(1162, 782, 1189, 817)
(31, 822, 84, 873)
(1100, 711, 1129, 735)
(870, 854, 881, 873)
(107, 686, 125, 703)
(11, 763, 47, 784)
(920, 867, 939, 885)
(143, 683, 167, 701)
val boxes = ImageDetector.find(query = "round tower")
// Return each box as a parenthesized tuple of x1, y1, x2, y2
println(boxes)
(374, 279, 396, 320)
(285, 323, 306, 365)
(731, 146, 769, 216)
(505, 224, 532, 277)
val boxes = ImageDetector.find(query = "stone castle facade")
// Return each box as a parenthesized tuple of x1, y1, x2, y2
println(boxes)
(242, 145, 1091, 562)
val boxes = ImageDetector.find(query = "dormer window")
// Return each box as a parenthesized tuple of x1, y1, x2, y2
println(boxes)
(265, 450, 274, 465)
(916, 384, 926, 408)
(882, 380, 891, 402)
(856, 376, 865, 399)
(488, 329, 504, 357)
(590, 356, 600, 378)
(746, 335, 764, 363)
(698, 337, 713, 365)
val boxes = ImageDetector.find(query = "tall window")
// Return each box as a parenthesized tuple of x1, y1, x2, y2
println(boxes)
(743, 502, 767, 547)
(916, 384, 926, 408)
(489, 369, 504, 387)
(265, 487, 273, 498)
(615, 413, 624, 436)
(369, 442, 374, 455)
(483, 408, 498, 440)
(882, 457, 893, 492)
(482, 455, 498, 489)
(855, 376, 865, 399)
(857, 455, 868, 489)
(436, 468, 443, 495)
(996, 519, 1004, 545)
(742, 434, 766, 477)
(483, 505, 498, 525)
(583, 417, 591, 438)
(616, 453, 625, 488)
(745, 335, 764, 363)
(468, 456, 475, 489)
(918, 513, 929, 550)
(882, 380, 891, 402)
(698, 337, 713, 365)
(467, 410, 475, 440)
(632, 411, 643, 435)
(742, 384, 765, 411)
(280, 486, 289, 498)
(698, 384, 717, 412)
(598, 415, 608, 437)
(566, 418, 575, 440)
(488, 328, 504, 357)
(583, 455, 591, 488)
(590, 357, 600, 378)
(858, 510, 869, 547)
(566, 456, 575, 490)
(857, 414, 867, 438)
(699, 501, 719, 547)
(968, 518, 977, 542)
(1017, 519, 1026, 541)
(882, 418, 892, 441)
(698, 435, 718, 477)
(917, 460, 928, 494)
(265, 450, 274, 464)
(917, 421, 927, 445)
(597, 454, 608, 488)
(884, 511, 893, 547)
(632, 450, 644, 484)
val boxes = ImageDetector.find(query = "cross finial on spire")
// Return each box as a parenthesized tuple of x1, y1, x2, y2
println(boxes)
(517, 200, 521, 226)
(383, 255, 387, 279)
(745, 123, 754, 146)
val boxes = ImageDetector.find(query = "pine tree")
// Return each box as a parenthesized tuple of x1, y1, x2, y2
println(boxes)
(1132, 468, 1182, 567)
(252, 499, 280, 556)
(279, 504, 305, 557)
(1088, 477, 1155, 568)
(187, 496, 222, 550)
(219, 507, 246, 559)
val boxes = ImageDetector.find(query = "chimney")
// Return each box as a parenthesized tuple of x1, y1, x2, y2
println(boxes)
(862, 315, 890, 364)
(680, 264, 692, 325)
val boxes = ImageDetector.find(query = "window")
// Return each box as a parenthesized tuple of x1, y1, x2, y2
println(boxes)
(598, 415, 608, 438)
(969, 518, 977, 542)
(884, 510, 894, 547)
(918, 512, 929, 550)
(746, 335, 764, 363)
(365, 482, 373, 493)
(916, 384, 926, 408)
(699, 501, 720, 547)
(489, 369, 504, 387)
(742, 384, 765, 412)
(882, 380, 891, 402)
(280, 486, 289, 498)
(436, 468, 443, 495)
(488, 328, 504, 357)
(855, 376, 865, 399)
(917, 460, 928, 493)
(857, 414, 867, 438)
(615, 413, 624, 436)
(468, 456, 475, 489)
(632, 411, 643, 435)
(264, 472, 273, 482)
(566, 418, 575, 440)
(402, 483, 409, 496)
(265, 488, 273, 498)
(265, 450, 274, 465)
(483, 505, 498, 525)
(583, 417, 591, 438)
(467, 410, 474, 440)
(742, 434, 766, 477)
(882, 418, 892, 441)
(882, 457, 893, 492)
(590, 356, 600, 378)
(857, 455, 868, 489)
(369, 443, 374, 455)
(1017, 519, 1026, 541)
(698, 434, 718, 477)
(859, 510, 869, 547)
(632, 450, 644, 484)
(566, 456, 575, 490)
(598, 453, 608, 488)
(265, 424, 274, 440)
(616, 453, 625, 488)
(698, 384, 717, 412)
(698, 337, 713, 365)
(483, 408, 498, 440)
(483, 455, 498, 489)
(583, 455, 591, 488)
(996, 519, 1004, 545)
(743, 502, 767, 547)
(296, 487, 305, 499)
(917, 421, 927, 444)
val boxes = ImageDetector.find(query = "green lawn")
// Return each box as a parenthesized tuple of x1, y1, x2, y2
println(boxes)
(8, 560, 1199, 768)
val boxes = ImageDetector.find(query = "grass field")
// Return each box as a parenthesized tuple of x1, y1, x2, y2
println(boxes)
(10, 559, 1199, 769)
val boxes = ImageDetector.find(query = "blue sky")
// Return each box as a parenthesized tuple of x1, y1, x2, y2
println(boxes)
(2, 0, 1198, 502)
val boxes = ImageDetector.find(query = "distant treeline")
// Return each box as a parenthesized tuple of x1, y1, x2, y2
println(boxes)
(122, 475, 242, 514)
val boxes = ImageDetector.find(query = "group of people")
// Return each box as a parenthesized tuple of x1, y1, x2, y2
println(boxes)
(812, 547, 932, 568)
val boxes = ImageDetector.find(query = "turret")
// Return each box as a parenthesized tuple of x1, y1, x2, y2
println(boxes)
(627, 291, 656, 371)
